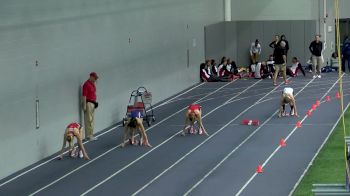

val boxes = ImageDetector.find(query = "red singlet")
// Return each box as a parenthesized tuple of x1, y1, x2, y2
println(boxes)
(188, 104, 201, 112)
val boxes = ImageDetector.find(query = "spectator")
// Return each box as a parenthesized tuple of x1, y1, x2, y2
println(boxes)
(260, 61, 273, 79)
(200, 63, 226, 82)
(269, 35, 280, 49)
(281, 35, 290, 62)
(210, 59, 218, 76)
(342, 36, 350, 73)
(309, 34, 323, 78)
(267, 55, 275, 73)
(330, 52, 340, 71)
(82, 72, 99, 141)
(273, 41, 288, 86)
(280, 35, 290, 54)
(218, 59, 228, 77)
(250, 39, 261, 64)
(286, 57, 306, 77)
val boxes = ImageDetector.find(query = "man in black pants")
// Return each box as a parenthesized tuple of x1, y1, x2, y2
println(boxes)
(309, 34, 323, 78)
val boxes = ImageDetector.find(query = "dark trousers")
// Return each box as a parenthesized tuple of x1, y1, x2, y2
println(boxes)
(342, 55, 350, 72)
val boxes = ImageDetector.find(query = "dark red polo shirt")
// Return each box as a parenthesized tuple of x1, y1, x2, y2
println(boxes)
(82, 80, 96, 101)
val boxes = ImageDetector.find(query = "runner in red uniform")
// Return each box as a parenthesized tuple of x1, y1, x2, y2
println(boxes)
(182, 104, 208, 136)
(58, 122, 89, 160)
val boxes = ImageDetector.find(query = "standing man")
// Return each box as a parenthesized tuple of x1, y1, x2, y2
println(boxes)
(250, 39, 261, 64)
(82, 72, 99, 141)
(342, 36, 350, 73)
(309, 34, 323, 78)
(273, 41, 288, 86)
(269, 35, 280, 49)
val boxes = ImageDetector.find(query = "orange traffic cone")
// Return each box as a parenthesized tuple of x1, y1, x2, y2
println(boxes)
(280, 138, 286, 147)
(306, 110, 312, 117)
(326, 95, 331, 102)
(296, 121, 302, 128)
(336, 92, 341, 99)
(256, 165, 263, 173)
(311, 104, 317, 110)
(315, 100, 320, 107)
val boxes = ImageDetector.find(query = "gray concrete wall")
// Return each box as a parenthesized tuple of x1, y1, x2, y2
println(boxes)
(231, 0, 319, 21)
(205, 20, 317, 66)
(0, 0, 224, 179)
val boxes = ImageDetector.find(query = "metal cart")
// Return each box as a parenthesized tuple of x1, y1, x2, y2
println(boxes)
(122, 87, 155, 127)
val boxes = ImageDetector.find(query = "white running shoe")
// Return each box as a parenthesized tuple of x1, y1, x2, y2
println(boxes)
(317, 75, 321, 78)
(313, 75, 317, 79)
(290, 110, 295, 116)
(79, 150, 83, 159)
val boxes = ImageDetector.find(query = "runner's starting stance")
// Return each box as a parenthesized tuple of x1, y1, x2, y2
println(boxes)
(278, 87, 298, 117)
(182, 104, 208, 136)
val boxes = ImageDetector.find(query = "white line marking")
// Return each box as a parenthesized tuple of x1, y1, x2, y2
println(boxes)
(184, 78, 315, 195)
(80, 80, 261, 196)
(288, 77, 348, 196)
(0, 83, 205, 187)
(28, 81, 236, 196)
(235, 76, 342, 196)
(151, 83, 206, 109)
(288, 103, 350, 196)
(130, 81, 289, 196)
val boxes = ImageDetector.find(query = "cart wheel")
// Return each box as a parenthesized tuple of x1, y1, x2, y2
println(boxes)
(152, 116, 156, 122)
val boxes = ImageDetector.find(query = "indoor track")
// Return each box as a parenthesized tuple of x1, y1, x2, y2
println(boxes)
(1, 73, 350, 196)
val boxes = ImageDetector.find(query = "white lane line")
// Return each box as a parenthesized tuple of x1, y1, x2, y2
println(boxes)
(288, 102, 350, 196)
(0, 124, 119, 187)
(129, 81, 287, 196)
(289, 76, 347, 196)
(183, 78, 315, 195)
(27, 81, 236, 196)
(80, 80, 261, 196)
(235, 76, 342, 196)
(152, 83, 206, 108)
(0, 83, 206, 187)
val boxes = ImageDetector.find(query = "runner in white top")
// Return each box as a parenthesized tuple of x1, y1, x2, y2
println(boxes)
(278, 87, 298, 117)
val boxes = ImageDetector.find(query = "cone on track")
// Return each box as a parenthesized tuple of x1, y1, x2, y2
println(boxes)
(296, 121, 302, 128)
(326, 95, 331, 102)
(315, 100, 320, 107)
(336, 92, 341, 99)
(280, 138, 286, 147)
(307, 110, 312, 117)
(256, 165, 263, 173)
(242, 119, 260, 126)
(311, 104, 317, 110)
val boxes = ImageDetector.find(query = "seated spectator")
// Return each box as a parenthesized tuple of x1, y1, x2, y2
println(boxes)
(211, 59, 218, 76)
(266, 55, 275, 73)
(254, 62, 262, 79)
(330, 52, 340, 71)
(260, 61, 273, 79)
(286, 57, 306, 77)
(200, 63, 227, 82)
(218, 59, 228, 77)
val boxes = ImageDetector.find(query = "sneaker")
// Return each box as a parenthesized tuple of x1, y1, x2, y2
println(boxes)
(290, 110, 295, 116)
(309, 69, 312, 73)
(313, 75, 317, 79)
(79, 150, 83, 159)
(198, 128, 203, 135)
(284, 80, 289, 85)
(317, 75, 321, 78)
(89, 137, 98, 141)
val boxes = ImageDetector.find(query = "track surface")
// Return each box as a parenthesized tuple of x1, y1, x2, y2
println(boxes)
(1, 73, 349, 196)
